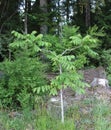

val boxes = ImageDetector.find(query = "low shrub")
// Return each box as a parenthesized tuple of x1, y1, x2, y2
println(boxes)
(0, 57, 47, 108)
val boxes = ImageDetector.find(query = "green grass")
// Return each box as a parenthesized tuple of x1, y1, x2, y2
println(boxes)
(0, 99, 111, 130)
(0, 108, 75, 130)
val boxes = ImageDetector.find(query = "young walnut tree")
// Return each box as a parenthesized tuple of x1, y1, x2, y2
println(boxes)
(44, 26, 100, 123)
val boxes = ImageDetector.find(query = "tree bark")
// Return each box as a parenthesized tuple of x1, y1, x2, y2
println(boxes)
(85, 0, 91, 27)
(24, 0, 28, 34)
(40, 0, 48, 34)
(28, 0, 31, 13)
(66, 0, 70, 22)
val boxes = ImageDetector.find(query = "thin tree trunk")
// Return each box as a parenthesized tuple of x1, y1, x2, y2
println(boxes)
(66, 0, 70, 22)
(28, 0, 31, 13)
(40, 0, 48, 34)
(57, 0, 60, 35)
(85, 0, 90, 27)
(0, 0, 9, 33)
(9, 49, 11, 61)
(24, 0, 28, 34)
(59, 64, 64, 123)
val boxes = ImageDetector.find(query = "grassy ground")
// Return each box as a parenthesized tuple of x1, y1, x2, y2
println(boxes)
(0, 99, 111, 130)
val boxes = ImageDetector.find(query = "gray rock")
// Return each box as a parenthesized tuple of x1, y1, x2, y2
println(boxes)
(90, 78, 109, 88)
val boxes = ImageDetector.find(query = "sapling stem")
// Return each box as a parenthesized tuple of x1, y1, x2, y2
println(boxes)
(59, 64, 64, 123)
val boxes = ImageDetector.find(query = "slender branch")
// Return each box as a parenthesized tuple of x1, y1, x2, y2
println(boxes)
(0, 0, 7, 21)
(61, 45, 82, 56)
(42, 44, 82, 58)
(6, 0, 10, 14)
(0, 10, 17, 33)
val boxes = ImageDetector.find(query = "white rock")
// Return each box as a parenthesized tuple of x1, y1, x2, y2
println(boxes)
(50, 97, 60, 102)
(90, 78, 109, 88)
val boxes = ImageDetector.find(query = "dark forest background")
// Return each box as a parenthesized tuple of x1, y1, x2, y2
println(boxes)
(0, 0, 111, 65)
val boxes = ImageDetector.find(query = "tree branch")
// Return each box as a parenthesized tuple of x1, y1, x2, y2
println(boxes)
(0, 10, 17, 34)
(0, 0, 8, 21)
(61, 45, 82, 56)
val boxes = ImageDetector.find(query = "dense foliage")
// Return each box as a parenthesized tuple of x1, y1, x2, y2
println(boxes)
(0, 25, 102, 111)
(0, 31, 48, 108)
(0, 0, 110, 68)
(44, 25, 100, 94)
(0, 0, 111, 127)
